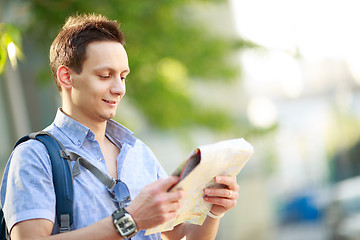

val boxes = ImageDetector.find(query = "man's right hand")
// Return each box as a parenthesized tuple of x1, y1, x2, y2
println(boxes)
(125, 176, 185, 230)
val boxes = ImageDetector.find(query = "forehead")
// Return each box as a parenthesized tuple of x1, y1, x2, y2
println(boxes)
(83, 41, 129, 71)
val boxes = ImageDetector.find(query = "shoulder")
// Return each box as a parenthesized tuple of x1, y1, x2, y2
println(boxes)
(133, 138, 155, 154)
(7, 138, 52, 177)
(126, 138, 168, 178)
(1, 138, 56, 233)
(12, 138, 50, 162)
(129, 138, 159, 165)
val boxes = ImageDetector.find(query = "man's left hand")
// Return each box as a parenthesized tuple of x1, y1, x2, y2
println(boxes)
(203, 175, 239, 218)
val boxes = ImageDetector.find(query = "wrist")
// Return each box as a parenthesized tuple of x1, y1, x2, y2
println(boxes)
(125, 206, 142, 230)
(112, 208, 138, 238)
(207, 211, 225, 219)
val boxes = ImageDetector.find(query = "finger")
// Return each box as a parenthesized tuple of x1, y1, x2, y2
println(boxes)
(151, 176, 181, 193)
(161, 199, 182, 213)
(147, 207, 180, 226)
(156, 189, 185, 204)
(204, 195, 237, 209)
(214, 176, 239, 191)
(161, 210, 180, 223)
(149, 197, 183, 224)
(204, 188, 238, 199)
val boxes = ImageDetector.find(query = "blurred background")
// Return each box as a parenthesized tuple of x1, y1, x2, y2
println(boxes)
(1, 0, 360, 239)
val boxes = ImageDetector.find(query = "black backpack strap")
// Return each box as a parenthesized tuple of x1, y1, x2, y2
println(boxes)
(13, 135, 32, 149)
(14, 131, 74, 233)
(0, 209, 10, 239)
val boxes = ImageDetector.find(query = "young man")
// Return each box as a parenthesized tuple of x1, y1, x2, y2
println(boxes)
(0, 14, 240, 240)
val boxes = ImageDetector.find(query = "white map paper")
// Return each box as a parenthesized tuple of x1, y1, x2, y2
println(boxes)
(145, 138, 254, 235)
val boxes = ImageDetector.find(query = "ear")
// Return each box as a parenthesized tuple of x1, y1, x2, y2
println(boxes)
(57, 65, 72, 90)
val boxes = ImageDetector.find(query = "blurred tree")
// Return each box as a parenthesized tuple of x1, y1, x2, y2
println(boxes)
(1, 0, 260, 135)
(0, 23, 23, 73)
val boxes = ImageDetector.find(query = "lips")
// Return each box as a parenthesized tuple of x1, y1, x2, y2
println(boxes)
(103, 99, 118, 104)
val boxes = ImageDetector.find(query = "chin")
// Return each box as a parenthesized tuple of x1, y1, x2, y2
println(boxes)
(101, 112, 116, 120)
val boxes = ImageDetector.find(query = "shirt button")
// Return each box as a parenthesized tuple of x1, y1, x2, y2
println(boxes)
(97, 157, 102, 161)
(76, 141, 81, 146)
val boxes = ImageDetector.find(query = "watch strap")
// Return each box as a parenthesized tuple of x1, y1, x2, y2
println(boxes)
(112, 208, 138, 239)
(112, 207, 126, 220)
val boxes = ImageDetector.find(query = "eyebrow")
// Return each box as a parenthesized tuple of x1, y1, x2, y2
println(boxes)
(93, 66, 130, 74)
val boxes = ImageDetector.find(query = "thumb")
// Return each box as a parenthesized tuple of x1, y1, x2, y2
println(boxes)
(155, 176, 180, 192)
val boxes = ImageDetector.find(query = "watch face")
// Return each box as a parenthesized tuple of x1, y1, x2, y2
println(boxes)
(117, 215, 136, 237)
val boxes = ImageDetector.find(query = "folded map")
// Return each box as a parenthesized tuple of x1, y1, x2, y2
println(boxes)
(145, 138, 254, 235)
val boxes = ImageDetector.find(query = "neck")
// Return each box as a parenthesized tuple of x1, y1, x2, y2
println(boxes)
(87, 121, 108, 144)
(60, 107, 108, 144)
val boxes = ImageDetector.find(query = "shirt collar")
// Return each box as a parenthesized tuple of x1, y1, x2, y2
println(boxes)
(53, 109, 136, 147)
(106, 119, 136, 147)
(53, 109, 91, 147)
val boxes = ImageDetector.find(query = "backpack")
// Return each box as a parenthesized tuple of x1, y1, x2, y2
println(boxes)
(0, 131, 74, 239)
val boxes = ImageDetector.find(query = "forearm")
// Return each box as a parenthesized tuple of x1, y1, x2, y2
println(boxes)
(10, 216, 123, 240)
(52, 216, 122, 240)
(163, 216, 220, 240)
(184, 216, 220, 240)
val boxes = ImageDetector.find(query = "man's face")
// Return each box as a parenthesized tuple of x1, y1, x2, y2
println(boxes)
(67, 41, 129, 123)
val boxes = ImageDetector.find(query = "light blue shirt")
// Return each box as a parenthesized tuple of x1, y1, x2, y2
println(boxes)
(1, 109, 167, 239)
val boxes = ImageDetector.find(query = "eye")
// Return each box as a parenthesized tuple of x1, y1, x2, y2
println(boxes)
(99, 74, 111, 79)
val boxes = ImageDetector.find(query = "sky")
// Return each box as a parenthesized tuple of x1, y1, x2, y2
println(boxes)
(230, 0, 360, 62)
(230, 0, 360, 128)
(228, 0, 360, 192)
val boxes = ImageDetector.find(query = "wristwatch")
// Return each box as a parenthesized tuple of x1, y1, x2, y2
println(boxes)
(112, 207, 138, 239)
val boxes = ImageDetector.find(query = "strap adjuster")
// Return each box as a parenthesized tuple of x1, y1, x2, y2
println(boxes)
(59, 214, 71, 233)
(59, 150, 70, 160)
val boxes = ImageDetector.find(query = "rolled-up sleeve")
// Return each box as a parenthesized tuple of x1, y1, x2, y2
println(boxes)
(1, 139, 56, 232)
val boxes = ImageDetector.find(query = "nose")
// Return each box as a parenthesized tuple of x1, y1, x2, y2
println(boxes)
(110, 76, 126, 97)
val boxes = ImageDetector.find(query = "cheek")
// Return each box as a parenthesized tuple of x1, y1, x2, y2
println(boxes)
(82, 83, 105, 98)
(72, 87, 97, 106)
(72, 77, 111, 102)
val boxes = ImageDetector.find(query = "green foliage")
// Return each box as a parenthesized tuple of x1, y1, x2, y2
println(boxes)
(0, 23, 23, 73)
(5, 0, 257, 133)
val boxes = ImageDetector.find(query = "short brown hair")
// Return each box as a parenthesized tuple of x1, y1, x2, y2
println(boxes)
(49, 13, 125, 90)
